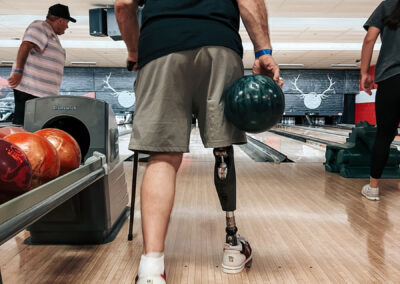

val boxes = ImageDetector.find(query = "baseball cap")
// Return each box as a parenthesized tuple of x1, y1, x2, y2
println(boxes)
(48, 4, 76, 23)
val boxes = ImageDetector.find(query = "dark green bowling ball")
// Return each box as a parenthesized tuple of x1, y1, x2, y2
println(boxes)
(224, 75, 285, 133)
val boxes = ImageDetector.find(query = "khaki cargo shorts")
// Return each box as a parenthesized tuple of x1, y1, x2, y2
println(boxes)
(129, 46, 247, 153)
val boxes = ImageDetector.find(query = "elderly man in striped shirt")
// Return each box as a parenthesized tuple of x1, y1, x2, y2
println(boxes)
(7, 4, 76, 125)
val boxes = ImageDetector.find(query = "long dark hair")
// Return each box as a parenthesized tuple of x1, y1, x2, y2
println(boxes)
(384, 0, 400, 29)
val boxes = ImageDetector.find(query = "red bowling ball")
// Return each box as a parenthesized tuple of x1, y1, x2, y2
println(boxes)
(0, 126, 27, 138)
(35, 128, 81, 175)
(0, 139, 33, 204)
(4, 132, 60, 188)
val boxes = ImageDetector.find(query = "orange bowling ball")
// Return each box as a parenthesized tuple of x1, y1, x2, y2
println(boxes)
(0, 126, 27, 138)
(0, 139, 33, 204)
(35, 128, 81, 175)
(4, 132, 60, 188)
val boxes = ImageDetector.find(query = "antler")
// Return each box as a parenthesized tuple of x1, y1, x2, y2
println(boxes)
(290, 75, 305, 98)
(320, 75, 335, 98)
(103, 73, 118, 94)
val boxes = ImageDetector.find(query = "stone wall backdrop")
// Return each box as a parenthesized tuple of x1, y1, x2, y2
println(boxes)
(245, 69, 360, 116)
(0, 67, 137, 121)
(1, 67, 359, 121)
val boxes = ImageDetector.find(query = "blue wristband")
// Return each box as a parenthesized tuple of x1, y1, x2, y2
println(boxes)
(14, 69, 23, 74)
(255, 49, 272, 58)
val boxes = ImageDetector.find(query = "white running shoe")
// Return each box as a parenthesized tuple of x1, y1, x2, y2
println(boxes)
(135, 272, 166, 284)
(222, 236, 253, 274)
(361, 184, 380, 201)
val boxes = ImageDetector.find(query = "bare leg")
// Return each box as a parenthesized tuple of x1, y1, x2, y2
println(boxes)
(141, 152, 183, 253)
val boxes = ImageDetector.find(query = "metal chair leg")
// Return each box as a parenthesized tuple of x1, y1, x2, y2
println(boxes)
(128, 151, 139, 241)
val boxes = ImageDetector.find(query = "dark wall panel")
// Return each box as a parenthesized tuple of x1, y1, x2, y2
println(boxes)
(245, 69, 360, 116)
(0, 67, 11, 79)
(344, 70, 361, 94)
(0, 66, 137, 116)
(283, 92, 344, 116)
(1, 67, 359, 120)
(94, 68, 136, 113)
(94, 68, 136, 91)
(61, 68, 95, 92)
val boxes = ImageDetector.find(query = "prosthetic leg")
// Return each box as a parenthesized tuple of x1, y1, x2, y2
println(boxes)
(213, 146, 253, 273)
(213, 146, 238, 246)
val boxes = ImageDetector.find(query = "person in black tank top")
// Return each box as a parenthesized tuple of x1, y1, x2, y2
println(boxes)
(137, 0, 243, 68)
(115, 1, 281, 283)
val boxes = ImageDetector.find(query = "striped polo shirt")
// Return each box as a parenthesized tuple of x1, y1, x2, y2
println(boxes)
(12, 20, 66, 97)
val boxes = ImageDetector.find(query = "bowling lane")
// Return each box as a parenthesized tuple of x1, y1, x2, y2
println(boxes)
(3, 126, 400, 283)
(315, 125, 352, 133)
(272, 125, 347, 144)
(275, 124, 400, 147)
(119, 126, 327, 164)
(284, 125, 350, 137)
(118, 125, 327, 164)
(248, 131, 326, 163)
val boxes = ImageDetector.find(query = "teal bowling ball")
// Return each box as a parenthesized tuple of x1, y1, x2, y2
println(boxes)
(224, 75, 285, 133)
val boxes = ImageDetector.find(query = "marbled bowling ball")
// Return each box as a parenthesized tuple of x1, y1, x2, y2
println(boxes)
(4, 132, 60, 188)
(0, 139, 32, 204)
(224, 74, 285, 133)
(35, 128, 81, 175)
(0, 126, 27, 138)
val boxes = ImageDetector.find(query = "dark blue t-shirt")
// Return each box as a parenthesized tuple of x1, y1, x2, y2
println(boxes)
(364, 0, 400, 82)
(137, 0, 243, 69)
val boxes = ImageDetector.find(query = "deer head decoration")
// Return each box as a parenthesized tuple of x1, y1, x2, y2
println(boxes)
(103, 73, 136, 109)
(290, 75, 335, 109)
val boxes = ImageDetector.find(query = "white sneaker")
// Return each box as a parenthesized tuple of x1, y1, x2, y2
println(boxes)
(135, 273, 166, 284)
(361, 184, 380, 201)
(222, 236, 253, 274)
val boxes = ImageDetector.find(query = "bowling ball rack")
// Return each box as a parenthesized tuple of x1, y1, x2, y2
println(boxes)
(0, 152, 107, 245)
(0, 152, 108, 283)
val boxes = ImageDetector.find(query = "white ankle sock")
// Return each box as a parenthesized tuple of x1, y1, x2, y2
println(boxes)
(138, 252, 164, 278)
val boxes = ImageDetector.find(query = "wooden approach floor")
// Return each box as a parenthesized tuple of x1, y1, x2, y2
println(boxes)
(1, 129, 400, 283)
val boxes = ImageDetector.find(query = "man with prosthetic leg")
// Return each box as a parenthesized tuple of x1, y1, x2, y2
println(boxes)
(214, 146, 253, 273)
(115, 0, 280, 282)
